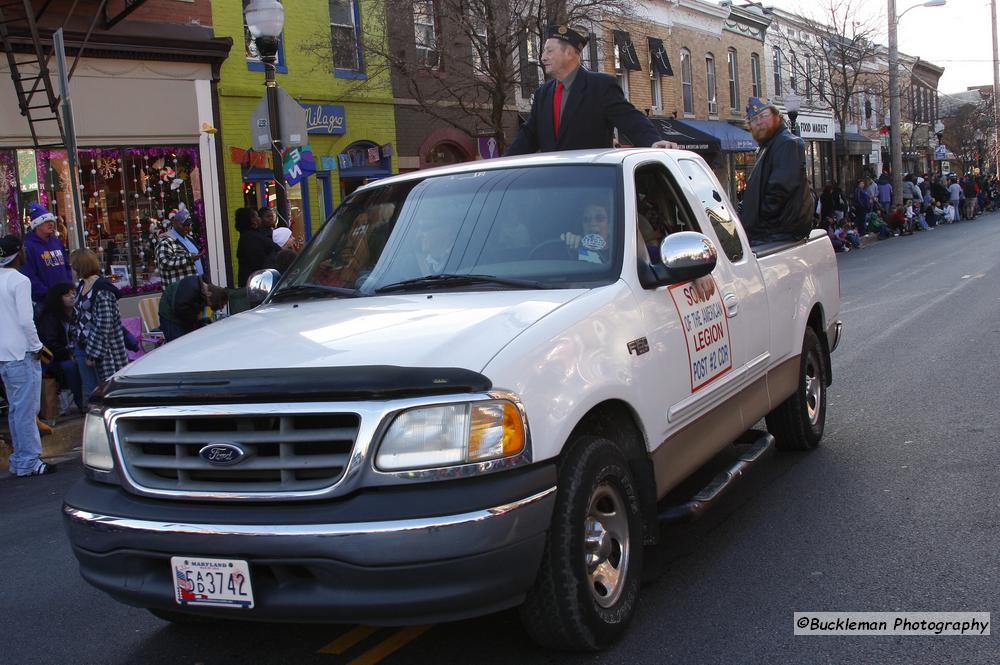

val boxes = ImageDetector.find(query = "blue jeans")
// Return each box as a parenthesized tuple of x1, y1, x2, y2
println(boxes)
(0, 354, 43, 475)
(74, 346, 99, 408)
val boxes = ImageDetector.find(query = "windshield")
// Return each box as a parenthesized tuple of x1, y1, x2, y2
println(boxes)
(274, 165, 622, 298)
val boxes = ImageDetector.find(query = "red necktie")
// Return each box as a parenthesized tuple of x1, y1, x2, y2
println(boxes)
(553, 82, 564, 138)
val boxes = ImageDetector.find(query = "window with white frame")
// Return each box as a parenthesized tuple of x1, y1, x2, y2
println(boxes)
(727, 48, 739, 111)
(414, 0, 439, 68)
(470, 9, 489, 74)
(243, 0, 285, 70)
(527, 29, 541, 78)
(789, 51, 797, 93)
(681, 48, 693, 114)
(329, 0, 361, 72)
(650, 72, 662, 110)
(706, 53, 717, 115)
(750, 52, 761, 98)
(805, 56, 812, 103)
(772, 47, 783, 96)
(614, 40, 630, 99)
(579, 28, 597, 70)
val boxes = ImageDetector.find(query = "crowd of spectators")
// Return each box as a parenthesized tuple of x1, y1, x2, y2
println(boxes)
(815, 169, 997, 253)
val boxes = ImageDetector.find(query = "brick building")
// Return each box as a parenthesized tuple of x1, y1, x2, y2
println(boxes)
(0, 0, 231, 299)
(212, 0, 397, 285)
(760, 6, 841, 191)
(386, 1, 521, 171)
(596, 0, 767, 199)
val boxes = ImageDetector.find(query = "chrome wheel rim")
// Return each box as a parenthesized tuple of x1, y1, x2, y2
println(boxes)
(583, 483, 630, 608)
(804, 351, 823, 426)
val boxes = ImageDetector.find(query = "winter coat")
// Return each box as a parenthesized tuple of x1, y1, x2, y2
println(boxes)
(739, 125, 814, 241)
(20, 231, 73, 303)
(71, 277, 128, 381)
(236, 228, 278, 287)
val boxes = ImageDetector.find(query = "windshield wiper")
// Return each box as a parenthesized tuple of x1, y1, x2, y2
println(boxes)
(373, 273, 548, 294)
(269, 283, 361, 302)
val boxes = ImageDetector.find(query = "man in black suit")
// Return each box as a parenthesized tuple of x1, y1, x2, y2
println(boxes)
(506, 26, 674, 155)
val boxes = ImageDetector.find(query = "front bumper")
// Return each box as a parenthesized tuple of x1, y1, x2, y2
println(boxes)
(64, 466, 555, 624)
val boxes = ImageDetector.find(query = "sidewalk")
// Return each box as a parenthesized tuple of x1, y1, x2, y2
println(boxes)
(0, 414, 83, 473)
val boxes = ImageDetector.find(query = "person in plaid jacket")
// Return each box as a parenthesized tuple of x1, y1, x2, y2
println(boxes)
(69, 249, 128, 406)
(156, 206, 203, 286)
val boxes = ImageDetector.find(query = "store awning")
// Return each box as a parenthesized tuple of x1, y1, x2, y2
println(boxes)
(835, 132, 875, 155)
(674, 119, 758, 152)
(650, 118, 720, 152)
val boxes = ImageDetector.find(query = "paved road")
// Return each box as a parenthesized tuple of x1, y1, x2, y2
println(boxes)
(2, 218, 998, 664)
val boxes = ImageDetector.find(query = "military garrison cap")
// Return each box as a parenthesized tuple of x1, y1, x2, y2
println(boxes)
(746, 96, 772, 120)
(546, 25, 588, 51)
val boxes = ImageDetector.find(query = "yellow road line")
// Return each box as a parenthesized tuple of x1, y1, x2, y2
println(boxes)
(319, 625, 378, 654)
(346, 625, 433, 665)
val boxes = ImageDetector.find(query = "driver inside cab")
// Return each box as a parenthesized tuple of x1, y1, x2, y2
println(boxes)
(561, 202, 611, 263)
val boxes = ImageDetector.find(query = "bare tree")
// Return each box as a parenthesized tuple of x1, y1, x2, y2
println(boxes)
(770, 0, 885, 188)
(942, 98, 995, 174)
(303, 0, 645, 154)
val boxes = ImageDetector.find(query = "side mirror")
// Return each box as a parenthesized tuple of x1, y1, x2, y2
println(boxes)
(639, 231, 717, 288)
(246, 269, 281, 307)
(660, 231, 717, 282)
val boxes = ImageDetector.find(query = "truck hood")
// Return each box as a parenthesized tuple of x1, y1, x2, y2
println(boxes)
(122, 290, 585, 378)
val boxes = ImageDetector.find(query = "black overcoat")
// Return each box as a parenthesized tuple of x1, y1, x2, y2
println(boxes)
(506, 68, 663, 155)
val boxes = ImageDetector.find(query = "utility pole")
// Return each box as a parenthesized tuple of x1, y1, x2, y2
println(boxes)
(889, 0, 903, 207)
(992, 0, 999, 176)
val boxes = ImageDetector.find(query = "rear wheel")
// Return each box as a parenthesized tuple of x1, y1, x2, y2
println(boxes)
(766, 327, 827, 450)
(520, 436, 643, 651)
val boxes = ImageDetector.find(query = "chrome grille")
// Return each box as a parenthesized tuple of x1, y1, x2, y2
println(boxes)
(116, 413, 360, 494)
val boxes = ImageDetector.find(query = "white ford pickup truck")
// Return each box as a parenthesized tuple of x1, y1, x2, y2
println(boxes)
(64, 149, 841, 650)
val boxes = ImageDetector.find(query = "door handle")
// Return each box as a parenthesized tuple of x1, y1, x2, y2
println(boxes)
(724, 293, 739, 317)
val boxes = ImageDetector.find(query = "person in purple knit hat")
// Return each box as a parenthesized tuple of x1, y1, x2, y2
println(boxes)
(19, 202, 73, 304)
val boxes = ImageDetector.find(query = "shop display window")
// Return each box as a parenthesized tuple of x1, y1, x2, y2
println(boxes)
(1, 145, 204, 295)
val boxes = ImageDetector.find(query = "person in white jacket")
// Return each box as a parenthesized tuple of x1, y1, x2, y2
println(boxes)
(0, 235, 56, 476)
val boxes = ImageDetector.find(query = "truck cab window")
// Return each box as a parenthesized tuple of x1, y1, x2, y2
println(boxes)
(634, 163, 699, 263)
(675, 158, 744, 262)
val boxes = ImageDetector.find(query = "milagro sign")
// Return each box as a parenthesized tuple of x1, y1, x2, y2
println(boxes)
(301, 104, 347, 135)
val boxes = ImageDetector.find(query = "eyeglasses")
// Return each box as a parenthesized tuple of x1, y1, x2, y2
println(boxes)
(749, 110, 773, 125)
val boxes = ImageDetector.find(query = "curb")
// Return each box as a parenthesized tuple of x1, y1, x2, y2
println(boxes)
(0, 415, 83, 469)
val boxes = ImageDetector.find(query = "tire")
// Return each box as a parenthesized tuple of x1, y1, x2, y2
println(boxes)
(766, 327, 827, 450)
(520, 436, 644, 651)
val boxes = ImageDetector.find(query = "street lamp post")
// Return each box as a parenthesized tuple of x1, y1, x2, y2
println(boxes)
(889, 0, 946, 207)
(785, 94, 802, 137)
(245, 0, 289, 226)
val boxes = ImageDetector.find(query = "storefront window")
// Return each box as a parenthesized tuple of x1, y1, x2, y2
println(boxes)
(732, 151, 756, 203)
(1, 150, 19, 235)
(13, 145, 207, 295)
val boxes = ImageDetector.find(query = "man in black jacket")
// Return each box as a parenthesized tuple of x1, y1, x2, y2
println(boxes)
(739, 97, 814, 244)
(506, 26, 673, 155)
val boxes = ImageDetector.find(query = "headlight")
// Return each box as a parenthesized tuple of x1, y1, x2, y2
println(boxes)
(82, 410, 114, 471)
(375, 400, 526, 471)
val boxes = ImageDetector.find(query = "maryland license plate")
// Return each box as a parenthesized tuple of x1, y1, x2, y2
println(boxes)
(171, 557, 254, 609)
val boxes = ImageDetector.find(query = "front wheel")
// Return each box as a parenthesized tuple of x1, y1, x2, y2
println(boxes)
(766, 327, 827, 450)
(520, 436, 644, 651)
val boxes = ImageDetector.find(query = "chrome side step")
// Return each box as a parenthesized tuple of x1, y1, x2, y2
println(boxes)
(658, 431, 775, 524)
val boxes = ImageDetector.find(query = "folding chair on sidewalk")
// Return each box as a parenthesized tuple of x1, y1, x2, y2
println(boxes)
(137, 296, 166, 349)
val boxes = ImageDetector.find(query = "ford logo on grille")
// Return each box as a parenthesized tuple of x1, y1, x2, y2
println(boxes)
(199, 442, 250, 466)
